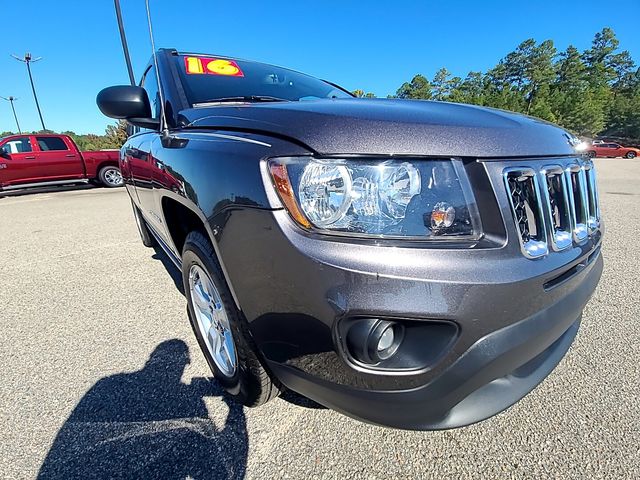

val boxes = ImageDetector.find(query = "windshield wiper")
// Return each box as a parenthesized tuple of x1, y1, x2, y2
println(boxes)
(193, 95, 291, 106)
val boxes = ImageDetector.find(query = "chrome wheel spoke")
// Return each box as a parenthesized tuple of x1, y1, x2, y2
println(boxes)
(207, 326, 220, 353)
(188, 265, 237, 377)
(221, 332, 236, 371)
(192, 281, 211, 312)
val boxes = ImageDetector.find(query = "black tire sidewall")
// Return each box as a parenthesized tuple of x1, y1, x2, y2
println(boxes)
(182, 233, 246, 396)
(626, 151, 636, 159)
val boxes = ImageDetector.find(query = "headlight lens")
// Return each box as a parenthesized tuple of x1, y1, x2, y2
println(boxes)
(268, 157, 481, 239)
(299, 163, 352, 227)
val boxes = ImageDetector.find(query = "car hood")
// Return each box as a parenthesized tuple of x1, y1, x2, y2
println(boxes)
(178, 98, 577, 158)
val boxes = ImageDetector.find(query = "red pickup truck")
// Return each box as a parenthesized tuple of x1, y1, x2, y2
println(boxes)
(0, 133, 122, 191)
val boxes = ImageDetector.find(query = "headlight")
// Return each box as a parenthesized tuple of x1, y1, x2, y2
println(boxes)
(268, 157, 481, 239)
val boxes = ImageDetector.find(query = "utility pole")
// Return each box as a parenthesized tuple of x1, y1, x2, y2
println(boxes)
(114, 0, 136, 85)
(11, 53, 46, 131)
(1, 96, 21, 133)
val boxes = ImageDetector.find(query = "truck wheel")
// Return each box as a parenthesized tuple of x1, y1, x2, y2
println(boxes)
(625, 151, 637, 159)
(182, 231, 280, 407)
(98, 166, 124, 188)
(131, 201, 155, 247)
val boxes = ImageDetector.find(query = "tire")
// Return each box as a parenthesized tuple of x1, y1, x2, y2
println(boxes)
(587, 151, 597, 158)
(98, 165, 124, 188)
(625, 151, 637, 159)
(182, 231, 280, 407)
(131, 201, 155, 247)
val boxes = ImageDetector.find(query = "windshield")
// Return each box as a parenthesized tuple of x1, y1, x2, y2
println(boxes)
(175, 54, 351, 105)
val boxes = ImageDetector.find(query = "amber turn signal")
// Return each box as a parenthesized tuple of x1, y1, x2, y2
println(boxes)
(269, 162, 312, 229)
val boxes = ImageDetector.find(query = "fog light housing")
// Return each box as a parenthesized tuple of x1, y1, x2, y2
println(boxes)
(346, 319, 404, 365)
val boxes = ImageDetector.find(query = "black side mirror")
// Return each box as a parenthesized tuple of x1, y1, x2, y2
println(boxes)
(96, 85, 160, 130)
(0, 146, 9, 158)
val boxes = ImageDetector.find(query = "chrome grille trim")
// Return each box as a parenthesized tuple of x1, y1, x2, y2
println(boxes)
(582, 161, 601, 233)
(565, 163, 589, 243)
(540, 165, 572, 251)
(503, 167, 548, 259)
(503, 158, 600, 259)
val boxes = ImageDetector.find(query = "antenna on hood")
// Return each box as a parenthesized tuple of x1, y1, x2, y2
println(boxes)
(113, 0, 135, 86)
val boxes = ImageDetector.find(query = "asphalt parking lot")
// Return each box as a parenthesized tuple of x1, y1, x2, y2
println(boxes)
(1, 158, 638, 479)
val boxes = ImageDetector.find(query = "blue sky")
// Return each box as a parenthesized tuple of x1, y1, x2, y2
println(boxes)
(1, 0, 638, 135)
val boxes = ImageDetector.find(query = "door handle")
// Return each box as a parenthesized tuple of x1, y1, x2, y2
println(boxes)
(65, 154, 76, 158)
(25, 156, 35, 159)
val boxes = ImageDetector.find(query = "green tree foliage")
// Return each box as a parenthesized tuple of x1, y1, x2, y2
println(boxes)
(396, 74, 432, 99)
(388, 28, 638, 140)
(352, 89, 376, 98)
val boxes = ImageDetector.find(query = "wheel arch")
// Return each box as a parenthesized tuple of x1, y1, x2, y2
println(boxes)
(160, 195, 242, 309)
(95, 160, 120, 176)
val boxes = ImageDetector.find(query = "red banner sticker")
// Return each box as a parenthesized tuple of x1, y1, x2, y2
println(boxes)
(184, 56, 244, 77)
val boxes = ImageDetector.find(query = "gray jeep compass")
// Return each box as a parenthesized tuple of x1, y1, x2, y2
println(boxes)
(97, 49, 603, 430)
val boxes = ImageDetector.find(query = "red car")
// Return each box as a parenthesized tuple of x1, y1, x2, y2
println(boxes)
(0, 134, 122, 191)
(587, 142, 639, 159)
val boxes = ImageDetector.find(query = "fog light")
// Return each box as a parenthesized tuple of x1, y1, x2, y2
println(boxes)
(346, 319, 404, 365)
(377, 327, 394, 352)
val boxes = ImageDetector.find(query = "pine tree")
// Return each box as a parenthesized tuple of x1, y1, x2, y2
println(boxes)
(396, 74, 432, 99)
(431, 68, 453, 101)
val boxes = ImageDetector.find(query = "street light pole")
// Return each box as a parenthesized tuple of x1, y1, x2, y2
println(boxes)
(114, 0, 136, 86)
(11, 53, 46, 131)
(1, 96, 22, 134)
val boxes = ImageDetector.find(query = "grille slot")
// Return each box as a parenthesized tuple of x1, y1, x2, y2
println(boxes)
(566, 164, 589, 243)
(583, 162, 600, 232)
(504, 168, 548, 258)
(541, 165, 572, 251)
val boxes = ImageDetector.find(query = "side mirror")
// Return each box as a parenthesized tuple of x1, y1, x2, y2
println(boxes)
(96, 85, 160, 130)
(0, 146, 9, 158)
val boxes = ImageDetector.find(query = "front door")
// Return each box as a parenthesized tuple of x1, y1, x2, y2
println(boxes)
(127, 133, 167, 238)
(0, 136, 40, 186)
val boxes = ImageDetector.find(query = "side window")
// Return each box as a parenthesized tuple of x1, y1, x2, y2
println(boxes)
(36, 137, 68, 151)
(141, 65, 160, 121)
(4, 137, 32, 154)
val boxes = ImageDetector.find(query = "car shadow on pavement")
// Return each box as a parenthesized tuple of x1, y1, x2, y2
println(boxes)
(37, 339, 248, 480)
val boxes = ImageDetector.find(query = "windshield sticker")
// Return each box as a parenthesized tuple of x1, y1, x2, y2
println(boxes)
(184, 57, 244, 77)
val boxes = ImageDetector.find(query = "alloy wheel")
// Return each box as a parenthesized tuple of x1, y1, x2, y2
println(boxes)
(188, 264, 238, 377)
(104, 168, 123, 186)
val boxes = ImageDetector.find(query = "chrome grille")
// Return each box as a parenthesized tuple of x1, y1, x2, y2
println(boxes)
(504, 168, 548, 258)
(541, 165, 572, 251)
(504, 159, 600, 259)
(566, 164, 589, 242)
(583, 162, 601, 232)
